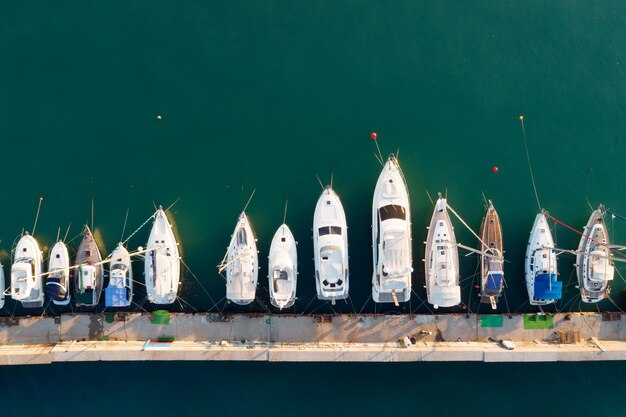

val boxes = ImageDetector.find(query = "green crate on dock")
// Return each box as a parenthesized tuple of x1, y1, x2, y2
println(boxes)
(523, 314, 554, 329)
(481, 315, 504, 328)
(150, 310, 171, 325)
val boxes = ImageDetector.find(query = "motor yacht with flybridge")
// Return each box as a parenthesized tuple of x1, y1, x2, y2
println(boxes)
(576, 204, 614, 303)
(313, 186, 349, 304)
(145, 207, 180, 305)
(424, 194, 460, 308)
(220, 212, 259, 305)
(524, 210, 562, 305)
(11, 233, 44, 308)
(372, 155, 412, 305)
(268, 223, 297, 309)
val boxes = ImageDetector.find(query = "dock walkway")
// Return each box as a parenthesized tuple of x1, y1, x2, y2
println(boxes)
(1, 312, 625, 364)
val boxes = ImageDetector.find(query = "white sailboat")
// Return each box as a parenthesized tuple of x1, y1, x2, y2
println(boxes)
(105, 243, 134, 307)
(220, 212, 258, 305)
(372, 155, 412, 304)
(268, 224, 297, 309)
(576, 205, 614, 303)
(313, 186, 349, 303)
(46, 241, 70, 305)
(144, 207, 180, 305)
(524, 211, 562, 305)
(424, 195, 460, 308)
(11, 233, 44, 308)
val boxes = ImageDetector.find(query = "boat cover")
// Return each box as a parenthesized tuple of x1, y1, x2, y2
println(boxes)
(45, 277, 66, 300)
(105, 286, 128, 307)
(534, 273, 562, 300)
(486, 273, 503, 291)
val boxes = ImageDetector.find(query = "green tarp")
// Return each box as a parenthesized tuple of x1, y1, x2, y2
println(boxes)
(523, 314, 554, 329)
(481, 315, 504, 328)
(150, 310, 170, 325)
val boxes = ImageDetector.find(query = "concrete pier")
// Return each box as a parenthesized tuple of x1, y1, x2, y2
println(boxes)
(1, 312, 625, 365)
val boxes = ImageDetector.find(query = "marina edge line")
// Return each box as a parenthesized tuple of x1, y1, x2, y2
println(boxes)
(1, 148, 624, 364)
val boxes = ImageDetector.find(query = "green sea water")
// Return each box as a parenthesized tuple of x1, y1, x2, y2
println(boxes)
(2, 1, 626, 415)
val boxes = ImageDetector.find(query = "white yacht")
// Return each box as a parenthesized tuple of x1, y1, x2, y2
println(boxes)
(424, 195, 460, 308)
(372, 155, 412, 304)
(221, 212, 258, 305)
(145, 207, 180, 305)
(11, 233, 44, 308)
(525, 211, 562, 305)
(105, 243, 133, 307)
(576, 205, 613, 303)
(313, 186, 349, 303)
(74, 226, 104, 307)
(46, 241, 70, 305)
(268, 224, 297, 309)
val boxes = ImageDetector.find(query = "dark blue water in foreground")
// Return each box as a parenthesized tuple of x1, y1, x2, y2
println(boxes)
(3, 1, 626, 415)
(0, 360, 623, 417)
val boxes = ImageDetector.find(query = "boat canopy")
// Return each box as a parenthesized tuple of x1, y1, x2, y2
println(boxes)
(45, 277, 66, 300)
(105, 268, 128, 307)
(485, 273, 503, 291)
(534, 273, 562, 300)
(382, 230, 410, 275)
(591, 254, 615, 282)
(379, 205, 406, 221)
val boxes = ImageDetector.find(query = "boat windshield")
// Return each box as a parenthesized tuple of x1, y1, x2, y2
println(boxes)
(318, 226, 342, 236)
(379, 205, 406, 221)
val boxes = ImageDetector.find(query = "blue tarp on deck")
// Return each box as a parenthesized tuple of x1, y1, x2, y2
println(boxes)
(105, 286, 128, 307)
(534, 273, 562, 300)
(486, 273, 503, 291)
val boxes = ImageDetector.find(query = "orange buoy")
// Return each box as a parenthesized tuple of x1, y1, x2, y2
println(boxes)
(370, 132, 377, 140)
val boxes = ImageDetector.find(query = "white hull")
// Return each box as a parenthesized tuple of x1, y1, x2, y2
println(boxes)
(424, 197, 460, 308)
(11, 234, 44, 308)
(47, 242, 70, 306)
(145, 208, 180, 304)
(313, 187, 349, 302)
(268, 224, 297, 309)
(224, 212, 258, 305)
(525, 212, 561, 305)
(576, 206, 613, 303)
(372, 156, 412, 303)
(106, 243, 133, 307)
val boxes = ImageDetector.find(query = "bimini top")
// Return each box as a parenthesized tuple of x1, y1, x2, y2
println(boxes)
(105, 267, 129, 307)
(534, 273, 563, 300)
(485, 273, 503, 291)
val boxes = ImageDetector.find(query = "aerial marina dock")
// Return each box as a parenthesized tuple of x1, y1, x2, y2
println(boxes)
(1, 311, 626, 365)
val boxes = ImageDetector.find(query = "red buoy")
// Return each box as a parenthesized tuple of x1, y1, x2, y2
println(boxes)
(492, 166, 499, 173)
(370, 132, 377, 140)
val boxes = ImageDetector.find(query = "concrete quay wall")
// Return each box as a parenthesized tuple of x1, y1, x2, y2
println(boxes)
(0, 312, 624, 365)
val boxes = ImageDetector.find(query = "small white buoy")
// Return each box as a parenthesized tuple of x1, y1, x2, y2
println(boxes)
(157, 115, 162, 120)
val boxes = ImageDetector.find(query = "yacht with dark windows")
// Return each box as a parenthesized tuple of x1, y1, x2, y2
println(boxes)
(313, 186, 349, 304)
(372, 155, 412, 304)
(145, 207, 180, 305)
